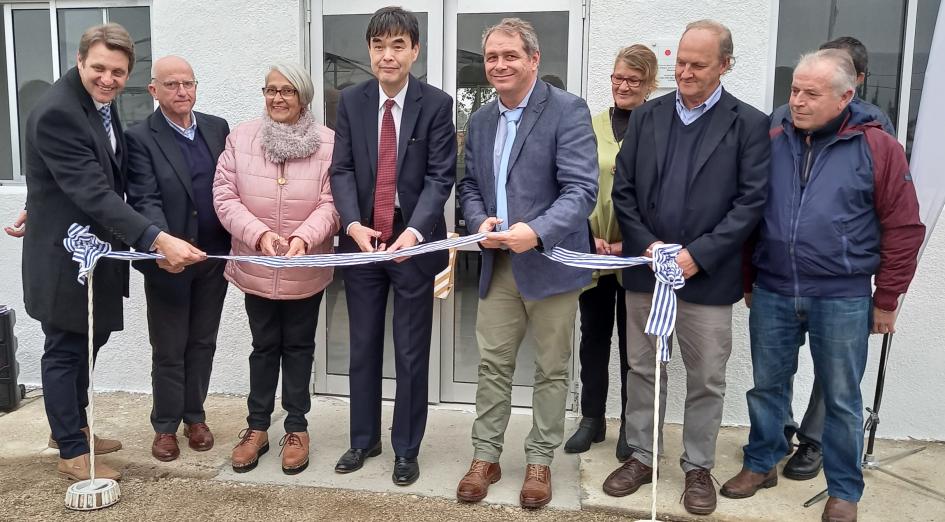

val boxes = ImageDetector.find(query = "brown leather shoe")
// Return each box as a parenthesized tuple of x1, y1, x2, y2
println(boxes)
(280, 431, 310, 475)
(602, 457, 653, 497)
(822, 497, 857, 521)
(520, 464, 552, 509)
(720, 467, 777, 499)
(48, 427, 122, 455)
(184, 422, 214, 451)
(231, 428, 269, 473)
(57, 453, 122, 481)
(456, 459, 502, 503)
(682, 468, 718, 515)
(151, 433, 180, 462)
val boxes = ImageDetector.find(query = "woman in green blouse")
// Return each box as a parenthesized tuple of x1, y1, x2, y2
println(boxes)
(564, 44, 658, 461)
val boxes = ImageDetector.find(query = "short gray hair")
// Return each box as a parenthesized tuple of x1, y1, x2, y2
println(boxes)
(684, 19, 735, 71)
(482, 18, 540, 57)
(268, 63, 315, 107)
(796, 49, 856, 96)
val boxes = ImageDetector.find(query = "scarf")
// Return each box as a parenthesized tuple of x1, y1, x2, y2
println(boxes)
(260, 108, 321, 163)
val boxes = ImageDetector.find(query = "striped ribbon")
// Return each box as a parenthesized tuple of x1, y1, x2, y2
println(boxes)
(64, 224, 685, 360)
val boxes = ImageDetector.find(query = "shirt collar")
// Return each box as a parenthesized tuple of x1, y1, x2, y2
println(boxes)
(93, 100, 110, 111)
(378, 79, 410, 111)
(498, 79, 538, 115)
(675, 82, 723, 114)
(161, 109, 198, 138)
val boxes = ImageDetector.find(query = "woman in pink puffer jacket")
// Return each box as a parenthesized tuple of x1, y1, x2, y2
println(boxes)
(213, 63, 339, 477)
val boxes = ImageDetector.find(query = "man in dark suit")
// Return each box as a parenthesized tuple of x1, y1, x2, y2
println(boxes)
(455, 18, 598, 509)
(329, 6, 456, 486)
(604, 20, 769, 516)
(22, 23, 205, 481)
(125, 56, 230, 463)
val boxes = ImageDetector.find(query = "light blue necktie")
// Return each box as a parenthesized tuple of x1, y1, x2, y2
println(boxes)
(496, 107, 523, 231)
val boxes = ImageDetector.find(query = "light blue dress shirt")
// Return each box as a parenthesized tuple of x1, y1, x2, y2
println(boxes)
(674, 83, 723, 126)
(162, 110, 197, 140)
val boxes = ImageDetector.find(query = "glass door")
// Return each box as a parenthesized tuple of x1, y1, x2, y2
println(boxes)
(439, 0, 586, 406)
(311, 0, 444, 401)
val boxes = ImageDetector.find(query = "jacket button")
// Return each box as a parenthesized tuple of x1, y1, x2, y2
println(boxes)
(192, 210, 198, 217)
(489, 207, 496, 213)
(189, 238, 197, 243)
(649, 203, 656, 210)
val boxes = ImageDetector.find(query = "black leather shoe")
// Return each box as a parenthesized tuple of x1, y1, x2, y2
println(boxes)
(564, 417, 605, 453)
(392, 456, 420, 486)
(784, 442, 823, 480)
(616, 422, 632, 462)
(334, 441, 382, 473)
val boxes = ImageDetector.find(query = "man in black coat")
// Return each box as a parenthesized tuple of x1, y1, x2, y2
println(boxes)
(125, 56, 230, 463)
(329, 7, 455, 486)
(604, 20, 769, 516)
(22, 24, 204, 481)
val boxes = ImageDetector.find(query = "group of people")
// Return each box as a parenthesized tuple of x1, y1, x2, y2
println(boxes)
(8, 6, 924, 522)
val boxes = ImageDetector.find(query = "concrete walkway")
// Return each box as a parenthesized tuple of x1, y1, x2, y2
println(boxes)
(2, 391, 944, 521)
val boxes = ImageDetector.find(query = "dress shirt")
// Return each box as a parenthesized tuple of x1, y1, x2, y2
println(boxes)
(492, 79, 537, 192)
(675, 82, 723, 126)
(93, 100, 116, 151)
(162, 110, 198, 140)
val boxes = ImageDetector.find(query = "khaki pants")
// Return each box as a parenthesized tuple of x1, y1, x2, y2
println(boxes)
(471, 252, 580, 466)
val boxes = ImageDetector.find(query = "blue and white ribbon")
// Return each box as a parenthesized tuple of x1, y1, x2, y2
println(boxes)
(64, 224, 685, 360)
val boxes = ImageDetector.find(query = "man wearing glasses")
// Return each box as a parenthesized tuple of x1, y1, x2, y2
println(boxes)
(125, 55, 231, 462)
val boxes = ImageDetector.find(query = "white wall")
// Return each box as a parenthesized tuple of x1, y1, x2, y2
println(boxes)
(589, 0, 945, 441)
(2, 0, 944, 441)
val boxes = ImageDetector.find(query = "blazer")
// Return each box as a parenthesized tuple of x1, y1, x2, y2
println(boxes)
(22, 67, 160, 333)
(612, 88, 770, 305)
(329, 75, 456, 277)
(125, 109, 230, 284)
(458, 80, 599, 300)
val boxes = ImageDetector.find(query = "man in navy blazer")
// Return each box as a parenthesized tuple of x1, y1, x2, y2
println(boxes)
(456, 18, 597, 509)
(605, 20, 769, 516)
(329, 7, 456, 486)
(125, 56, 230, 462)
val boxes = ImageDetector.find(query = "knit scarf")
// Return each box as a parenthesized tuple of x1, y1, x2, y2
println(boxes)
(260, 109, 321, 163)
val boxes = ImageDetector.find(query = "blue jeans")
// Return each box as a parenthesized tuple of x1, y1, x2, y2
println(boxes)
(743, 286, 870, 502)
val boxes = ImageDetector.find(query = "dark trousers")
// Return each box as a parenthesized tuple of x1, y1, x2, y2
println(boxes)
(244, 292, 322, 433)
(577, 274, 628, 419)
(40, 323, 110, 459)
(343, 254, 434, 459)
(144, 259, 227, 433)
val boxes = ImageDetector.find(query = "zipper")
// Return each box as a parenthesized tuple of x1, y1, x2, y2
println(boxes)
(273, 162, 286, 295)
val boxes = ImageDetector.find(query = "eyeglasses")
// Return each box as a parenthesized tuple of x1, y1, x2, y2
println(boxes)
(610, 75, 644, 88)
(154, 79, 198, 91)
(262, 87, 298, 98)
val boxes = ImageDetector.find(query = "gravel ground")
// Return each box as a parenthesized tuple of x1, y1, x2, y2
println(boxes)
(0, 454, 627, 521)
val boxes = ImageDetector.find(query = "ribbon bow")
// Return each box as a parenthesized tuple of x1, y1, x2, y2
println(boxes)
(63, 224, 113, 284)
(643, 244, 685, 362)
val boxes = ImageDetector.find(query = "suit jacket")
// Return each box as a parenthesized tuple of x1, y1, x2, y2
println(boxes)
(457, 80, 599, 300)
(22, 67, 160, 333)
(330, 75, 456, 277)
(612, 89, 770, 305)
(125, 109, 230, 284)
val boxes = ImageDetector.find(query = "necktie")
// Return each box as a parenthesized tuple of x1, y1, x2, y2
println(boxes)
(373, 99, 397, 242)
(98, 104, 114, 149)
(496, 107, 523, 231)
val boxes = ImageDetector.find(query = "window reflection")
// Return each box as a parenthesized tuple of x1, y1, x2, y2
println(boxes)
(0, 9, 12, 180)
(108, 7, 153, 129)
(12, 10, 54, 175)
(906, 0, 941, 157)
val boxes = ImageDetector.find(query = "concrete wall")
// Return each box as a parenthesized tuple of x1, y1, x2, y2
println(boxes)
(2, 0, 944, 441)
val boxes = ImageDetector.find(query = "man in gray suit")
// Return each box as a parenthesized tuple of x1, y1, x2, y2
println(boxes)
(455, 18, 598, 509)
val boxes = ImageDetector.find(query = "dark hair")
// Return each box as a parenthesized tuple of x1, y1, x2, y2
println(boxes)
(366, 6, 420, 48)
(820, 36, 868, 76)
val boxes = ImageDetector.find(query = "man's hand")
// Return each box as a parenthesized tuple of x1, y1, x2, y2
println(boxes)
(477, 217, 504, 249)
(258, 231, 288, 256)
(744, 293, 752, 308)
(608, 241, 622, 257)
(153, 232, 206, 270)
(348, 223, 383, 252)
(385, 229, 419, 263)
(285, 236, 308, 257)
(488, 222, 539, 253)
(872, 307, 898, 334)
(157, 258, 184, 274)
(594, 237, 611, 255)
(4, 210, 26, 238)
(676, 248, 700, 279)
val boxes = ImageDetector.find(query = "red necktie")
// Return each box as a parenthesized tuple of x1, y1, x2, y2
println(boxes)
(374, 99, 397, 242)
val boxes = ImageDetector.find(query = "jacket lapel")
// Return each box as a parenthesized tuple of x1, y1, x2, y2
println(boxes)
(651, 94, 675, 180)
(197, 111, 225, 162)
(362, 80, 380, 177)
(689, 89, 737, 189)
(396, 76, 422, 176)
(480, 102, 500, 205)
(506, 80, 548, 175)
(151, 109, 195, 203)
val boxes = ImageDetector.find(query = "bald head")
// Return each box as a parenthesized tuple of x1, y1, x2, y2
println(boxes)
(148, 55, 198, 126)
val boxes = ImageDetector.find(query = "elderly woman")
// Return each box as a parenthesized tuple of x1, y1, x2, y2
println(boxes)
(564, 44, 658, 461)
(213, 63, 339, 475)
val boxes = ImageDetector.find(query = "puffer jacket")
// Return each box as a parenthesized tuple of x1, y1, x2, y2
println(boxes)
(213, 117, 339, 300)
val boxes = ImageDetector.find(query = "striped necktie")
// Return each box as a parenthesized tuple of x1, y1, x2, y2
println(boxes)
(98, 104, 113, 148)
